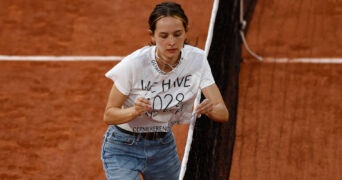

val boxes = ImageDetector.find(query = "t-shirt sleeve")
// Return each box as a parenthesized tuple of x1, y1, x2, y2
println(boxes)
(105, 59, 132, 95)
(200, 56, 215, 89)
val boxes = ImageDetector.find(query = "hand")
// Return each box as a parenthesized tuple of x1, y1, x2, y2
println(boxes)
(195, 99, 213, 116)
(134, 97, 152, 116)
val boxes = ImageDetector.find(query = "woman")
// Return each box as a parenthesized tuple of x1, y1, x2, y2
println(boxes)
(101, 2, 228, 180)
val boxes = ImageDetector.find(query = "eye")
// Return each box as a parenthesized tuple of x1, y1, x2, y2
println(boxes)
(174, 31, 183, 37)
(174, 33, 181, 37)
(159, 33, 168, 39)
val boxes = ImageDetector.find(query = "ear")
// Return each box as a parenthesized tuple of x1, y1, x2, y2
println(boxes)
(185, 25, 189, 32)
(149, 30, 156, 43)
(184, 28, 188, 40)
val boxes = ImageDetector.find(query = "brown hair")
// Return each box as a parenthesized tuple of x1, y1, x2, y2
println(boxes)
(148, 2, 189, 34)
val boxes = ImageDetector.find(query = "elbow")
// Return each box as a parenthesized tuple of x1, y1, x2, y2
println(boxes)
(103, 107, 127, 125)
(224, 107, 230, 122)
(210, 109, 229, 122)
(218, 111, 229, 122)
(103, 115, 110, 125)
(103, 111, 113, 125)
(223, 105, 229, 122)
(206, 103, 229, 122)
(223, 110, 229, 122)
(217, 108, 229, 122)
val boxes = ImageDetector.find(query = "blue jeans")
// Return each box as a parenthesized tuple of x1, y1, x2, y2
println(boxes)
(101, 125, 180, 180)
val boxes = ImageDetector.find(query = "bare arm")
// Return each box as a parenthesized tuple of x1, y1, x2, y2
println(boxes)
(103, 84, 152, 125)
(195, 84, 229, 122)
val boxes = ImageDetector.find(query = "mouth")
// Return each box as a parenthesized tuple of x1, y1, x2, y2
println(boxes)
(166, 49, 178, 53)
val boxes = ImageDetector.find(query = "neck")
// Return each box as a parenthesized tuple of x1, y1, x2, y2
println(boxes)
(155, 51, 180, 72)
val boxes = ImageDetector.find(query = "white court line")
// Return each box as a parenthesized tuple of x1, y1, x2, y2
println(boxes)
(0, 55, 341, 63)
(262, 58, 342, 64)
(0, 55, 123, 61)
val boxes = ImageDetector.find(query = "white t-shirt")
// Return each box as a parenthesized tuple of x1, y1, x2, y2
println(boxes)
(105, 45, 215, 132)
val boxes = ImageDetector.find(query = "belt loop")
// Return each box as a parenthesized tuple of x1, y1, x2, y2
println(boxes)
(136, 133, 141, 141)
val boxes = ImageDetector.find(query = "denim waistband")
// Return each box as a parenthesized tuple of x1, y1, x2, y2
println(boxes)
(115, 125, 167, 140)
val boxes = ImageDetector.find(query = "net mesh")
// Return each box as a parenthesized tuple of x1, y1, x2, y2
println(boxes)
(184, 0, 257, 179)
(184, 0, 341, 179)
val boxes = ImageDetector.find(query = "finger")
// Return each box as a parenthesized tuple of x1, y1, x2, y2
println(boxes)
(199, 99, 210, 108)
(196, 99, 213, 115)
(195, 102, 207, 114)
(136, 97, 151, 105)
(135, 98, 152, 112)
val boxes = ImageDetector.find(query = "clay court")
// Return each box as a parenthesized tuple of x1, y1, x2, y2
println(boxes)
(0, 0, 341, 179)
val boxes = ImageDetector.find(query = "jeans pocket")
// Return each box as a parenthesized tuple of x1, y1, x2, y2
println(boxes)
(106, 128, 135, 146)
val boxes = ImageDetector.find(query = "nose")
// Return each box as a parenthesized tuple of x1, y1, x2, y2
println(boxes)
(168, 36, 176, 46)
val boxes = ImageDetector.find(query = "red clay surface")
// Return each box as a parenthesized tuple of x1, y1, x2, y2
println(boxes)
(0, 0, 341, 179)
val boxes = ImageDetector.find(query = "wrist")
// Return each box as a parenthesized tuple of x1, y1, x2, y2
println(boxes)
(130, 107, 141, 119)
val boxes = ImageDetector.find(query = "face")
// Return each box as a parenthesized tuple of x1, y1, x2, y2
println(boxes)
(151, 17, 187, 62)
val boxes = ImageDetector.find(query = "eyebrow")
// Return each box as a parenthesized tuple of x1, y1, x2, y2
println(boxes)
(158, 30, 183, 35)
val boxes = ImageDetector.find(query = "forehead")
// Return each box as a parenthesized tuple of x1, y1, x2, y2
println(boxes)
(155, 17, 184, 32)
